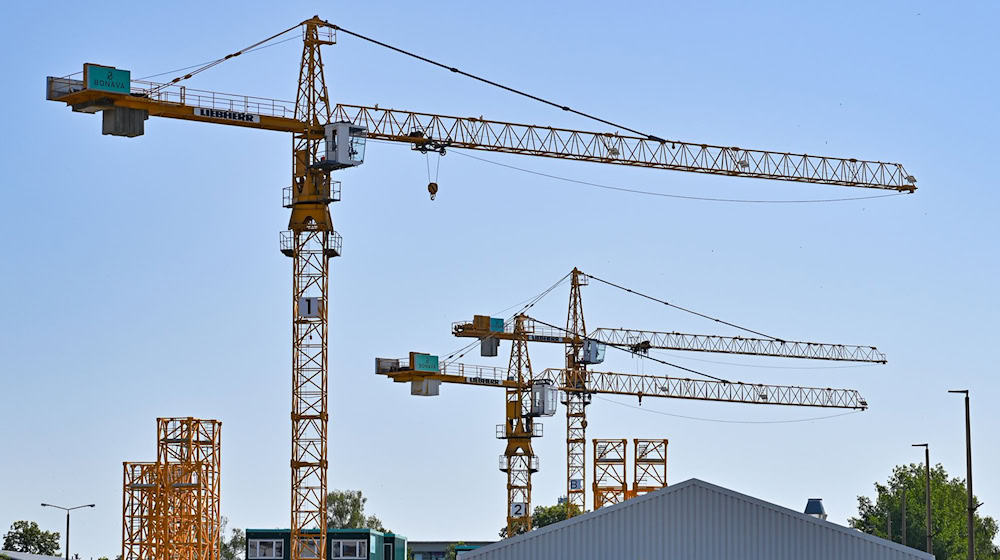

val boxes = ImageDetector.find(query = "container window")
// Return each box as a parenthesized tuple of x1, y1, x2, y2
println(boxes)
(249, 540, 283, 559)
(331, 540, 366, 559)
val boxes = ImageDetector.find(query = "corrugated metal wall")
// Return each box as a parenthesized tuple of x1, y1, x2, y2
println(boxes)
(465, 479, 933, 560)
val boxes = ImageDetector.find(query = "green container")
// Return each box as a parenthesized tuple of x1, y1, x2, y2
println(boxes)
(490, 317, 505, 332)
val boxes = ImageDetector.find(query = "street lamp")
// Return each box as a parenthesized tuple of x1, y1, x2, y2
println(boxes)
(949, 389, 975, 560)
(40, 503, 95, 560)
(912, 444, 932, 554)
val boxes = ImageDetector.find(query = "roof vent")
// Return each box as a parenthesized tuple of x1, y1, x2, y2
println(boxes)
(804, 498, 827, 520)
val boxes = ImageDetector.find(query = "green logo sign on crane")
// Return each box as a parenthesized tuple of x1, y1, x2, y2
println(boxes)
(85, 64, 130, 94)
(412, 353, 439, 373)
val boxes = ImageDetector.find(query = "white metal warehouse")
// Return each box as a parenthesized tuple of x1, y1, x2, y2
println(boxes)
(463, 479, 933, 560)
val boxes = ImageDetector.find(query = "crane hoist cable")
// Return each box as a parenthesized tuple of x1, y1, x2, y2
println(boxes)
(594, 395, 861, 424)
(425, 150, 442, 200)
(647, 348, 879, 370)
(451, 150, 907, 204)
(582, 272, 781, 340)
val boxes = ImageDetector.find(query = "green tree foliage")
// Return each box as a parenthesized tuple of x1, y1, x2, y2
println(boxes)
(444, 542, 465, 560)
(498, 501, 584, 538)
(532, 502, 581, 529)
(219, 517, 247, 560)
(2, 521, 60, 555)
(850, 463, 1000, 559)
(326, 490, 389, 533)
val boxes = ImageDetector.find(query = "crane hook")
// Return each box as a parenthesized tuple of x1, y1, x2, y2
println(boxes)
(428, 182, 439, 201)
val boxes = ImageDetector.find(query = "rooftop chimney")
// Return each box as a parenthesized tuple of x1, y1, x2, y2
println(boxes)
(804, 498, 828, 520)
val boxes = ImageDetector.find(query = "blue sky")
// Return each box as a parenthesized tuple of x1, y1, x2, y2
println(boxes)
(2, 1, 998, 557)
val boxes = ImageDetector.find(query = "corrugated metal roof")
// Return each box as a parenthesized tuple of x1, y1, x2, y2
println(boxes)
(464, 479, 934, 560)
(1, 551, 64, 560)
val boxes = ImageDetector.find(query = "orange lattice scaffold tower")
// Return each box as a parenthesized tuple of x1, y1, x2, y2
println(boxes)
(121, 418, 221, 560)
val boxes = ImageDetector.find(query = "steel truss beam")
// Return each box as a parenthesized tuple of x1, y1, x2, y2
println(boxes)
(332, 105, 915, 191)
(538, 368, 867, 409)
(588, 328, 886, 363)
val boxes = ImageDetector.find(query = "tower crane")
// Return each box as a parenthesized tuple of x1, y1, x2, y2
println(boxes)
(45, 16, 915, 560)
(377, 309, 874, 536)
(448, 268, 886, 526)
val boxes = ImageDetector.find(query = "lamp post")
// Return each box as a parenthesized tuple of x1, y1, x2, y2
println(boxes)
(912, 444, 932, 554)
(949, 389, 975, 560)
(40, 503, 95, 560)
(901, 486, 907, 547)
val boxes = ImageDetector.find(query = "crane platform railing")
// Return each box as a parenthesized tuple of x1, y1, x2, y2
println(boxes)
(47, 75, 298, 119)
(381, 357, 512, 382)
(451, 319, 565, 340)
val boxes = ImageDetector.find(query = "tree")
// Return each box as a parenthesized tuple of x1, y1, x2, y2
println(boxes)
(3, 521, 60, 555)
(498, 501, 584, 538)
(444, 542, 466, 560)
(326, 490, 389, 533)
(850, 463, 1000, 559)
(219, 517, 246, 560)
(532, 502, 581, 529)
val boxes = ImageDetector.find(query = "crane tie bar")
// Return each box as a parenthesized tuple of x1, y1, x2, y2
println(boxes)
(331, 24, 664, 142)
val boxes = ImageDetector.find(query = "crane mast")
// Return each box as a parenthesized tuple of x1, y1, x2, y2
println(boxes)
(500, 316, 540, 536)
(284, 17, 336, 560)
(563, 268, 589, 515)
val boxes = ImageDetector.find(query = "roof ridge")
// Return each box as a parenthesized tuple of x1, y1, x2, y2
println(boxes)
(465, 478, 933, 560)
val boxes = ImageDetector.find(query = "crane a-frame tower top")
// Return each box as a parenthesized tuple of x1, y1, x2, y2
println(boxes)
(46, 15, 916, 560)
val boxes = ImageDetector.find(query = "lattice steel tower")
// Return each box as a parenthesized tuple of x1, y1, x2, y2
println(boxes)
(563, 268, 590, 514)
(593, 439, 628, 509)
(280, 17, 341, 560)
(121, 417, 221, 560)
(499, 316, 540, 536)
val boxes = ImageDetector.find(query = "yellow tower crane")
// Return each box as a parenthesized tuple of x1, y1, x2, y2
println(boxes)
(376, 320, 874, 536)
(447, 268, 887, 530)
(45, 16, 914, 560)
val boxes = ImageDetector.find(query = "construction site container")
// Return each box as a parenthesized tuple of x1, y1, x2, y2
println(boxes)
(245, 528, 407, 560)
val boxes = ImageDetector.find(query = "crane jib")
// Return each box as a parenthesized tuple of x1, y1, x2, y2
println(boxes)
(194, 108, 261, 123)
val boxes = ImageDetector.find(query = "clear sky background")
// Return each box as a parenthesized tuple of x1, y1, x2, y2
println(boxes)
(2, 1, 998, 557)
